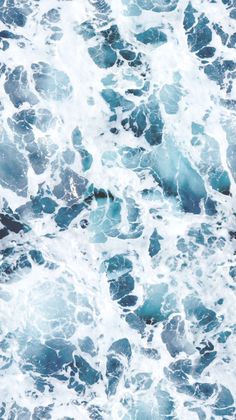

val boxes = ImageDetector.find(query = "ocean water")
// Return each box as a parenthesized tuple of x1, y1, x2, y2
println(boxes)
(0, 0, 236, 418)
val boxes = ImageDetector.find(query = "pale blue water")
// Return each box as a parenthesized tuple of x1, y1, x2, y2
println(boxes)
(0, 0, 235, 419)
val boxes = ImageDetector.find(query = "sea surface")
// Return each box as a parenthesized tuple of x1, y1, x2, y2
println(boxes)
(0, 0, 236, 419)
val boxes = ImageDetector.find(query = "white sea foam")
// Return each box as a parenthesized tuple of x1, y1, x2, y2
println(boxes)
(0, 0, 235, 419)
